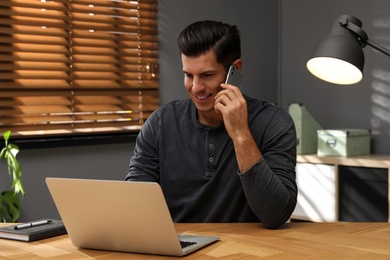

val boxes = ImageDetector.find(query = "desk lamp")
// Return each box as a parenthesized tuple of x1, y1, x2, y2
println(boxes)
(306, 15, 390, 85)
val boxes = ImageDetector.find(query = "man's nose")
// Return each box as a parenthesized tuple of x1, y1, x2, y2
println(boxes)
(192, 77, 205, 92)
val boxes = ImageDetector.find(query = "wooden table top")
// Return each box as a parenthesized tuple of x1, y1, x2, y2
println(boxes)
(1, 222, 390, 259)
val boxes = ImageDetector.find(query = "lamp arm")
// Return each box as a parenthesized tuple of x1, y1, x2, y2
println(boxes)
(366, 39, 390, 57)
(339, 16, 390, 57)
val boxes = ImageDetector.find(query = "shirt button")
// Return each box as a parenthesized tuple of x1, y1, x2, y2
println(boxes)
(208, 157, 214, 163)
(209, 144, 214, 149)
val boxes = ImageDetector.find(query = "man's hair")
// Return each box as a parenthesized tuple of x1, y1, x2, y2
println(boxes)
(178, 20, 241, 71)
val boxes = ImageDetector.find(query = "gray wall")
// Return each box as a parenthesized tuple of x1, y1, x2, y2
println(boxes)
(279, 0, 390, 154)
(3, 0, 278, 222)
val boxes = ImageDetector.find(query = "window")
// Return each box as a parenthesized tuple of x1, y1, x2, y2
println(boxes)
(0, 0, 159, 139)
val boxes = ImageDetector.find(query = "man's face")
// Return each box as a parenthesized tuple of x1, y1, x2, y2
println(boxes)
(181, 50, 226, 114)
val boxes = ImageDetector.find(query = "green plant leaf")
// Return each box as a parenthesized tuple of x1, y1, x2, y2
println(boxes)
(0, 131, 24, 222)
(3, 130, 11, 143)
(1, 131, 25, 196)
(0, 147, 5, 160)
(5, 148, 24, 196)
(0, 191, 21, 222)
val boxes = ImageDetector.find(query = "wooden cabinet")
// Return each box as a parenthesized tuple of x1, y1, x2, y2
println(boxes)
(293, 163, 336, 221)
(292, 155, 390, 222)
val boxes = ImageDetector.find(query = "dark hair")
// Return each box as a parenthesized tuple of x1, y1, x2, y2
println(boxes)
(177, 20, 241, 71)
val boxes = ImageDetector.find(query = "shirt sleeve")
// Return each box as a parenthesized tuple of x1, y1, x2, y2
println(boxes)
(238, 108, 297, 229)
(126, 111, 160, 183)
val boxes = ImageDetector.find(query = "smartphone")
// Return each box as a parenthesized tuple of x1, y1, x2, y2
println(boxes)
(225, 65, 243, 88)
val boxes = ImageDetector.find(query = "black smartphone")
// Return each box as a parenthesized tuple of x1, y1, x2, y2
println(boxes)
(225, 65, 243, 88)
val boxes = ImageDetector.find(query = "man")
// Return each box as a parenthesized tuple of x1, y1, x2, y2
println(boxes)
(126, 20, 297, 229)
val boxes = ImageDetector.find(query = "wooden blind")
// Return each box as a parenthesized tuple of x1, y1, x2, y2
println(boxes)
(0, 0, 159, 138)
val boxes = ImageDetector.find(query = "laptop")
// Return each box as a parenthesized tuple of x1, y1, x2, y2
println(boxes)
(45, 178, 219, 256)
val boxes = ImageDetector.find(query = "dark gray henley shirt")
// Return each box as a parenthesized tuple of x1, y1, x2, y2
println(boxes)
(126, 95, 297, 229)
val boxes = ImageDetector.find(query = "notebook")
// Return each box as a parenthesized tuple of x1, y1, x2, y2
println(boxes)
(45, 178, 219, 256)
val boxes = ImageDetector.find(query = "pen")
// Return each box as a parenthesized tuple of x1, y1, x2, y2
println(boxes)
(14, 219, 52, 230)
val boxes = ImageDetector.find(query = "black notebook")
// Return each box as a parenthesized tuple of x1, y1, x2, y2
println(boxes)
(0, 219, 67, 242)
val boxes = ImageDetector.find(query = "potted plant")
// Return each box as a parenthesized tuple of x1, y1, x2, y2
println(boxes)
(0, 130, 25, 222)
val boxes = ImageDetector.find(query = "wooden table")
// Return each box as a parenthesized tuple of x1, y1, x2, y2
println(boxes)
(2, 222, 390, 259)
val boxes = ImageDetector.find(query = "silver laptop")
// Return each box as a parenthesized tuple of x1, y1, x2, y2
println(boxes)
(45, 178, 219, 256)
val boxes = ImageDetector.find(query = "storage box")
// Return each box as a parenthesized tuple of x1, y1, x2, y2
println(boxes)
(317, 129, 370, 157)
(288, 103, 323, 154)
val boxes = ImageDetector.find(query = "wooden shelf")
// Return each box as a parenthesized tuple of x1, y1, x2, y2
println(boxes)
(297, 154, 390, 169)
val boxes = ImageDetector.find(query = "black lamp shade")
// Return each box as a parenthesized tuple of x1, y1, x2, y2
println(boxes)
(307, 16, 365, 85)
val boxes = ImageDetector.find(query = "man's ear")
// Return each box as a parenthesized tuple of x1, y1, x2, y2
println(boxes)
(232, 59, 243, 71)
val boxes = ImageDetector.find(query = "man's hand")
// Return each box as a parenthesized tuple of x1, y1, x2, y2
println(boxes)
(214, 83, 248, 137)
(214, 83, 262, 173)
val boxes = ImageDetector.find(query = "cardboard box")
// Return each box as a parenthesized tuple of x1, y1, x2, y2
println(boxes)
(289, 103, 323, 154)
(317, 129, 370, 157)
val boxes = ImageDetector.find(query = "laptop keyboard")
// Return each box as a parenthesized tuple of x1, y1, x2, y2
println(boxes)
(180, 240, 198, 249)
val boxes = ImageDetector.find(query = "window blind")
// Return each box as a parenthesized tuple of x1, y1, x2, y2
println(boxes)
(0, 0, 159, 138)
